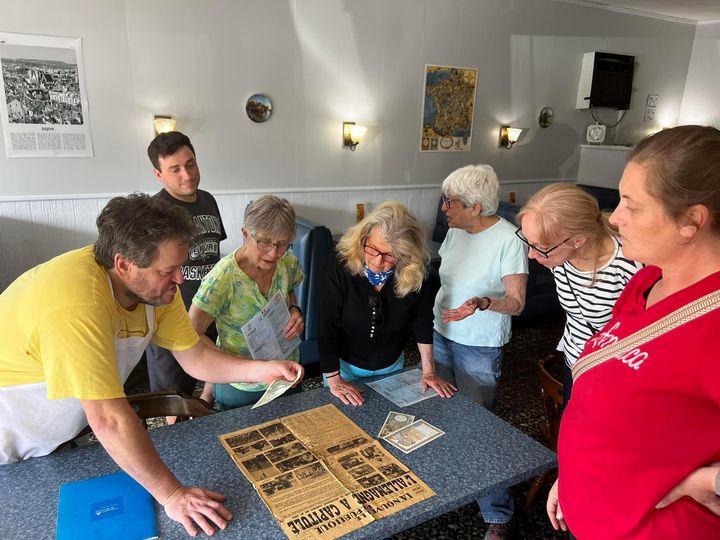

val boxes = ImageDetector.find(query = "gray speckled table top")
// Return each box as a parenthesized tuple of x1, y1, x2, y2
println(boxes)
(0, 380, 555, 539)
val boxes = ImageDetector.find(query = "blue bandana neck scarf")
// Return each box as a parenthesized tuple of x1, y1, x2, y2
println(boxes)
(364, 265, 394, 286)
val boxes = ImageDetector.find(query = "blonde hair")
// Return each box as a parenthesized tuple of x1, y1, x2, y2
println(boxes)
(337, 201, 428, 297)
(441, 164, 500, 216)
(516, 183, 617, 283)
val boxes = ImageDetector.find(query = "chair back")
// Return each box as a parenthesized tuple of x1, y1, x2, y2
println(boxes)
(127, 391, 215, 428)
(538, 353, 564, 452)
(293, 215, 334, 365)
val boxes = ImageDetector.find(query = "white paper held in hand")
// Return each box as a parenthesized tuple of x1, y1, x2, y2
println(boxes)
(251, 367, 302, 409)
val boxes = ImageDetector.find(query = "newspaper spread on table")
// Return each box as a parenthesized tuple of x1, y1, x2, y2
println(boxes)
(365, 368, 438, 407)
(241, 290, 300, 360)
(219, 404, 435, 539)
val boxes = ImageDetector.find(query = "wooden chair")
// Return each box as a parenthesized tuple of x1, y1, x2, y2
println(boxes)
(524, 353, 564, 510)
(126, 391, 215, 428)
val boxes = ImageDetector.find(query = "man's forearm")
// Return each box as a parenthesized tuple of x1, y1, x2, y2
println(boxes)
(83, 399, 181, 504)
(173, 340, 270, 383)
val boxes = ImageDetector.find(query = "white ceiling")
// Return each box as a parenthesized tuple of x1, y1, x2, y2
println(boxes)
(555, 0, 720, 22)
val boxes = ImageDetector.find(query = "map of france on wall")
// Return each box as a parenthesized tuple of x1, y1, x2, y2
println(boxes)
(420, 65, 477, 152)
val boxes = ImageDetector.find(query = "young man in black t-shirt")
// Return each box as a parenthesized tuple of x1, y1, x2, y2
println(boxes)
(146, 132, 226, 417)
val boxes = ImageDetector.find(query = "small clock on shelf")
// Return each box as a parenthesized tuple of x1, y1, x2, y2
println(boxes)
(586, 123, 606, 144)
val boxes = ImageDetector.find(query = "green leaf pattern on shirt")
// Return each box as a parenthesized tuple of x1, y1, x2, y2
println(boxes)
(192, 249, 304, 391)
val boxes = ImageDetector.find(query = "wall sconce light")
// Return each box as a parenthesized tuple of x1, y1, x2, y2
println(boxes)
(153, 115, 176, 135)
(343, 121, 367, 151)
(499, 126, 523, 149)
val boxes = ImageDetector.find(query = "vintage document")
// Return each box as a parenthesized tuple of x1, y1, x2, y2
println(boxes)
(252, 368, 302, 409)
(383, 420, 445, 454)
(241, 290, 301, 360)
(378, 412, 415, 438)
(219, 404, 435, 539)
(366, 369, 437, 407)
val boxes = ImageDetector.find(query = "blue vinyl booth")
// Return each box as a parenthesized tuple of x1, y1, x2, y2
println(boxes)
(292, 216, 335, 366)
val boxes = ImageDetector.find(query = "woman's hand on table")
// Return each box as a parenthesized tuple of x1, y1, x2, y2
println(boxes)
(284, 308, 304, 340)
(421, 371, 457, 398)
(546, 479, 567, 532)
(327, 376, 365, 406)
(163, 485, 232, 537)
(656, 463, 720, 516)
(441, 297, 480, 323)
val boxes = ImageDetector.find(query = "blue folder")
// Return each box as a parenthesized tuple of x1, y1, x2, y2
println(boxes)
(56, 471, 158, 540)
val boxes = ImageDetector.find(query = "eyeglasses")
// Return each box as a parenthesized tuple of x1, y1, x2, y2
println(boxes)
(514, 228, 570, 259)
(252, 234, 292, 254)
(441, 194, 465, 209)
(368, 295, 384, 342)
(363, 243, 395, 264)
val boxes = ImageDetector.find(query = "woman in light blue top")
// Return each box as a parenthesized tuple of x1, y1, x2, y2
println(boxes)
(433, 164, 528, 539)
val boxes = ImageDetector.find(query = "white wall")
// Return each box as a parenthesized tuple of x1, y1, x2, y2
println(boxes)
(679, 22, 720, 127)
(0, 0, 697, 198)
(0, 0, 705, 286)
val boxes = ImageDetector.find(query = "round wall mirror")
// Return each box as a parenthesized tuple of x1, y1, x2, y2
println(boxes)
(246, 94, 272, 123)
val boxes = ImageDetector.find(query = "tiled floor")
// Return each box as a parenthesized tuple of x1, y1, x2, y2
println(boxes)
(126, 314, 566, 539)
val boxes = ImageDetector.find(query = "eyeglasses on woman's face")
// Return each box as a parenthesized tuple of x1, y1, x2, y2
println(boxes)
(514, 228, 570, 259)
(252, 234, 292, 254)
(441, 194, 465, 210)
(363, 243, 395, 264)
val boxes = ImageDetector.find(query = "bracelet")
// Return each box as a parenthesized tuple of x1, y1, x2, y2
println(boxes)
(477, 297, 491, 311)
(325, 371, 340, 379)
(289, 304, 302, 316)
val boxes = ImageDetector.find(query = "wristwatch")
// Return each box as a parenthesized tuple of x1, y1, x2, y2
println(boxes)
(289, 304, 302, 316)
(477, 297, 492, 311)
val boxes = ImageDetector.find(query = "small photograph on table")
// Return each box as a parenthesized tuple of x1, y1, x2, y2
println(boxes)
(378, 411, 415, 438)
(383, 420, 445, 454)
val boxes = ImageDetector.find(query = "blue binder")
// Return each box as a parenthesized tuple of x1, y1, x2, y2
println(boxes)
(56, 471, 158, 540)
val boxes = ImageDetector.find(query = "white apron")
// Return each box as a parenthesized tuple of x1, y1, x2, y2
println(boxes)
(0, 279, 154, 464)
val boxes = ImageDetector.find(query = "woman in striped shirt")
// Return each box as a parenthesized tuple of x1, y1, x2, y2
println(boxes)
(516, 184, 642, 402)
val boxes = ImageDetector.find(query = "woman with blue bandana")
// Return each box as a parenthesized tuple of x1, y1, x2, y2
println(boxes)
(319, 201, 456, 406)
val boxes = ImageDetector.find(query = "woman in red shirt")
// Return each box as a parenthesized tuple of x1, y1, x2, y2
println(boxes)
(548, 125, 720, 539)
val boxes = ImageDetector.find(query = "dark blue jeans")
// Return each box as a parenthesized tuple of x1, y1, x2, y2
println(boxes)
(433, 330, 513, 524)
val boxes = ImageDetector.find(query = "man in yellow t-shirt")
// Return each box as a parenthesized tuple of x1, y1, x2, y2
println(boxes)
(0, 193, 303, 538)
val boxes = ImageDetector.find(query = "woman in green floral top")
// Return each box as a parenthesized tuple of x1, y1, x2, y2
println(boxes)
(190, 195, 304, 410)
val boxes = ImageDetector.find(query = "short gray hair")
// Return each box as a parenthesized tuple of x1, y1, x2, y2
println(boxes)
(441, 164, 500, 216)
(244, 195, 296, 239)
